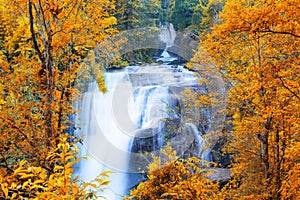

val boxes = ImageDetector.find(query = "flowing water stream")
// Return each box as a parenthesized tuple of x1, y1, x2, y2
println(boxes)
(75, 63, 212, 199)
(75, 24, 215, 199)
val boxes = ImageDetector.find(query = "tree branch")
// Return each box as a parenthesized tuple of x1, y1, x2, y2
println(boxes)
(255, 29, 300, 39)
(0, 152, 14, 173)
(28, 0, 44, 63)
(278, 76, 300, 101)
(38, 0, 49, 37)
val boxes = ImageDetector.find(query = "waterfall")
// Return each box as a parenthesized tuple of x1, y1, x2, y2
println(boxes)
(156, 23, 177, 64)
(76, 64, 213, 199)
(159, 23, 176, 48)
(74, 22, 217, 200)
(76, 71, 134, 199)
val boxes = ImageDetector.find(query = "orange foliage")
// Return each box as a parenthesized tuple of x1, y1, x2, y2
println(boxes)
(0, 0, 116, 198)
(125, 145, 220, 200)
(0, 138, 111, 199)
(197, 0, 300, 199)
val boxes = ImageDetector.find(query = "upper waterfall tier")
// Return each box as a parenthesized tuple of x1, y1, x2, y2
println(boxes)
(126, 65, 198, 87)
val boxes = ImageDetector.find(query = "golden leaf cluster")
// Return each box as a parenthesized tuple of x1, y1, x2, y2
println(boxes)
(0, 0, 116, 198)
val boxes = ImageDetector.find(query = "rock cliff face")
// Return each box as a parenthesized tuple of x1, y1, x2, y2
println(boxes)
(125, 64, 231, 189)
(127, 65, 212, 169)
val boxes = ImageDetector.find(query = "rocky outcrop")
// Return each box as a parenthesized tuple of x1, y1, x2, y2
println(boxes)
(126, 65, 231, 187)
(206, 167, 231, 184)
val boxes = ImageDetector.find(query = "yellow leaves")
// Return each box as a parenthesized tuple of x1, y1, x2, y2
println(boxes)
(100, 180, 110, 186)
(0, 182, 8, 198)
(232, 110, 241, 121)
(99, 170, 114, 177)
(88, 183, 98, 189)
(0, 99, 6, 107)
(53, 165, 64, 173)
(0, 139, 111, 199)
(22, 180, 30, 189)
(102, 16, 118, 27)
(199, 0, 300, 198)
(126, 144, 219, 200)
(0, 0, 116, 199)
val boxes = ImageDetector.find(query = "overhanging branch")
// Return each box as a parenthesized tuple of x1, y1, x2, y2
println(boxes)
(278, 76, 300, 101)
(255, 29, 300, 39)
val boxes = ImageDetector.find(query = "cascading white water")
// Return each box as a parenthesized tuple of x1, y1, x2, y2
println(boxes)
(130, 86, 170, 128)
(76, 71, 134, 199)
(76, 64, 212, 199)
(74, 22, 215, 199)
(156, 23, 177, 64)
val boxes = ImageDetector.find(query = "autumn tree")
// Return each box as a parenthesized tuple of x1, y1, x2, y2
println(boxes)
(0, 0, 116, 198)
(197, 0, 300, 199)
(125, 145, 219, 200)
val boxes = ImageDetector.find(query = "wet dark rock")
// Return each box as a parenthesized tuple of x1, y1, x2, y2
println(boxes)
(211, 136, 231, 167)
(205, 167, 231, 183)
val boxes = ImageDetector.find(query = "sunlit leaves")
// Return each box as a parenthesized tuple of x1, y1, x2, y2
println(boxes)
(0, 0, 116, 198)
(200, 0, 300, 198)
(0, 139, 110, 199)
(126, 144, 219, 200)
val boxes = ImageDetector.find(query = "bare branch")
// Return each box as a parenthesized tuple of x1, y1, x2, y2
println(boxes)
(278, 76, 300, 101)
(0, 152, 14, 173)
(28, 0, 44, 63)
(255, 29, 300, 39)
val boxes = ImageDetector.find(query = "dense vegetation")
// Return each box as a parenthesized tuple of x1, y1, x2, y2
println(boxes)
(0, 0, 115, 198)
(0, 0, 299, 199)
